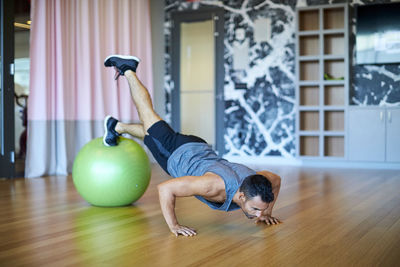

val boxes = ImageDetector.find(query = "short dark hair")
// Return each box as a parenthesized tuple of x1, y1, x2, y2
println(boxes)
(239, 174, 274, 203)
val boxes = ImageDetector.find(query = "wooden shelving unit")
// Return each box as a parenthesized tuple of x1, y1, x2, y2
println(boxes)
(296, 4, 348, 159)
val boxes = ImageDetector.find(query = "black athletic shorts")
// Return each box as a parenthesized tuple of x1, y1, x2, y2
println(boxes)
(143, 120, 207, 174)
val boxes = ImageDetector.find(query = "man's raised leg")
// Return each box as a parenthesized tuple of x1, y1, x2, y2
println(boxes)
(103, 55, 162, 146)
(123, 70, 162, 132)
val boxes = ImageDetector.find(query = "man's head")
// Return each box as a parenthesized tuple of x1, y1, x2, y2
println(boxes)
(238, 174, 274, 219)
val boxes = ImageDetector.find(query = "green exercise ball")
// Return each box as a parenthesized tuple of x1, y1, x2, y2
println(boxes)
(72, 137, 151, 207)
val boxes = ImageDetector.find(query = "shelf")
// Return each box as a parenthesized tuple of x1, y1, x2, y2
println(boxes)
(300, 111, 319, 131)
(299, 81, 319, 86)
(324, 111, 344, 131)
(298, 31, 320, 36)
(324, 59, 345, 81)
(298, 80, 346, 87)
(324, 8, 344, 30)
(323, 131, 345, 136)
(299, 106, 319, 111)
(298, 155, 323, 159)
(300, 35, 319, 56)
(325, 85, 345, 106)
(296, 4, 347, 160)
(323, 80, 345, 85)
(300, 61, 319, 81)
(299, 131, 320, 135)
(323, 55, 345, 60)
(299, 56, 320, 61)
(299, 10, 319, 31)
(322, 106, 345, 111)
(324, 33, 345, 56)
(300, 85, 319, 106)
(322, 29, 345, 35)
(300, 136, 320, 157)
(324, 136, 344, 157)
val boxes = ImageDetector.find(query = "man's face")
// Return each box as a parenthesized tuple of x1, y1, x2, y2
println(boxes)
(240, 195, 269, 219)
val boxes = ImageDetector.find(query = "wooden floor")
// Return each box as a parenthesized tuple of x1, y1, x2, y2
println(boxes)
(1, 164, 400, 266)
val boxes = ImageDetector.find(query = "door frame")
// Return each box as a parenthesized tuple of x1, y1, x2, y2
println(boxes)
(0, 0, 15, 178)
(171, 8, 225, 155)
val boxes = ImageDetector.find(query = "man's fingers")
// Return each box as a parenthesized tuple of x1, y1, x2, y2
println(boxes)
(190, 228, 197, 233)
(171, 225, 198, 237)
(176, 229, 186, 236)
(184, 230, 193, 236)
(188, 229, 197, 236)
(184, 229, 193, 236)
(272, 217, 281, 224)
(177, 228, 196, 237)
(254, 216, 281, 226)
(180, 230, 189, 237)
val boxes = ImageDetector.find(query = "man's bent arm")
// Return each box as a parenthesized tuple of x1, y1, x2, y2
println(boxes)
(157, 175, 216, 236)
(257, 171, 281, 215)
(267, 180, 281, 215)
(157, 184, 179, 229)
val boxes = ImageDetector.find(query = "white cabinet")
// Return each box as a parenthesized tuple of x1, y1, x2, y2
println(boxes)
(348, 108, 385, 161)
(348, 107, 400, 162)
(386, 108, 400, 162)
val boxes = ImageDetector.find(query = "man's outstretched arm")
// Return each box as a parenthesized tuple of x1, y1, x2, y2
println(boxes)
(157, 175, 216, 237)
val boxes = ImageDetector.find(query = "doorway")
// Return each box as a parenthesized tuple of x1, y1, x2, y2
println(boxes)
(0, 0, 30, 178)
(171, 8, 224, 154)
(14, 0, 30, 177)
(0, 0, 15, 178)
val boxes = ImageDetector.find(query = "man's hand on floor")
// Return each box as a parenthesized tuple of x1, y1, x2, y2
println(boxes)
(255, 214, 281, 225)
(170, 224, 197, 237)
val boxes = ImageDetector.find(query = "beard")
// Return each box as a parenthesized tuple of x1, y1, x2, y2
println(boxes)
(242, 208, 256, 219)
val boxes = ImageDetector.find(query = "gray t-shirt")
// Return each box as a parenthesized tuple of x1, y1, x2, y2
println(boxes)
(167, 142, 256, 211)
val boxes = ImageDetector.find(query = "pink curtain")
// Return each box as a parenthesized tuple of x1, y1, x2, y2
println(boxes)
(26, 0, 153, 177)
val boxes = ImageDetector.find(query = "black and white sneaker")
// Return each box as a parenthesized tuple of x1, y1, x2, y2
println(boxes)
(104, 55, 140, 80)
(103, 115, 120, 146)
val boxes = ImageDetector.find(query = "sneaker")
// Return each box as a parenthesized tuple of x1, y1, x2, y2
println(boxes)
(103, 115, 120, 146)
(104, 55, 140, 80)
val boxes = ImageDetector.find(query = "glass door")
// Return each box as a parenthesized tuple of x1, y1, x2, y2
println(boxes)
(0, 0, 15, 178)
(171, 8, 225, 154)
(180, 19, 215, 145)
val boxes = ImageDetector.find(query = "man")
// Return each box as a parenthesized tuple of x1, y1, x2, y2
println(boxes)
(103, 55, 282, 237)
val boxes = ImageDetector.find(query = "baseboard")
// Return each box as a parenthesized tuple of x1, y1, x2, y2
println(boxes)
(223, 155, 400, 170)
(223, 155, 302, 168)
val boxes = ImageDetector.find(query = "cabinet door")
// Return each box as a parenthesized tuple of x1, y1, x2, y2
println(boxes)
(348, 108, 385, 162)
(386, 109, 400, 162)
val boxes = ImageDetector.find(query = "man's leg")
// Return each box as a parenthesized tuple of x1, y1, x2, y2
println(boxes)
(103, 55, 163, 147)
(123, 70, 162, 132)
(115, 122, 145, 139)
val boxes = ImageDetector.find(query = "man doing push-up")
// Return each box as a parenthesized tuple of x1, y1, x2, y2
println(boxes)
(103, 55, 282, 237)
